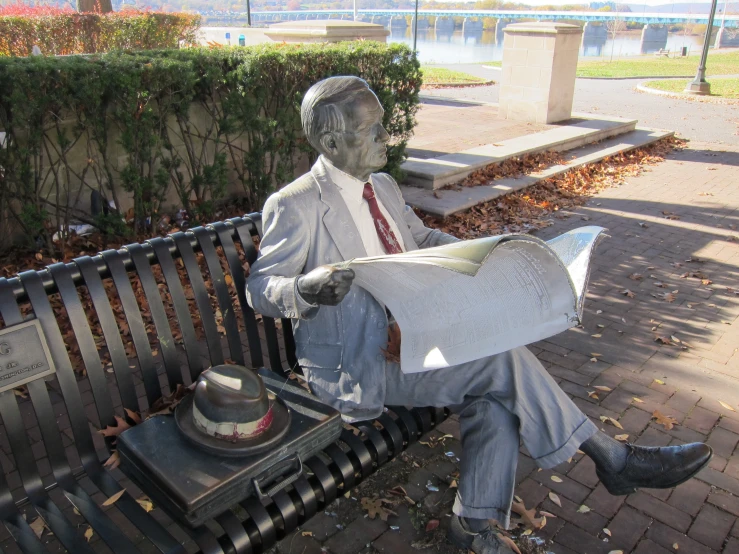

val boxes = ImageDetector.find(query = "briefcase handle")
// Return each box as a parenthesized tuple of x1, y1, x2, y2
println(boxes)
(252, 454, 303, 501)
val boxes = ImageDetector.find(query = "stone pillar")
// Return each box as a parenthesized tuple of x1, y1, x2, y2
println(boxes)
(435, 16, 454, 33)
(463, 18, 483, 34)
(640, 24, 668, 54)
(495, 19, 509, 45)
(499, 22, 582, 124)
(411, 16, 429, 33)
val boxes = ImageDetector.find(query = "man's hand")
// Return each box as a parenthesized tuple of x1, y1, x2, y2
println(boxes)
(297, 266, 355, 306)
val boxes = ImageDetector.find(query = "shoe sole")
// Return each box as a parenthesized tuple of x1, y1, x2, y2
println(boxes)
(601, 450, 713, 496)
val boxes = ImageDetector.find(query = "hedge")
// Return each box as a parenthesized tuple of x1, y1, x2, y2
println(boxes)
(0, 11, 201, 57)
(0, 42, 422, 255)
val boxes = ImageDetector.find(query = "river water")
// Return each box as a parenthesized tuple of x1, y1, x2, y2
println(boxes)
(388, 28, 706, 64)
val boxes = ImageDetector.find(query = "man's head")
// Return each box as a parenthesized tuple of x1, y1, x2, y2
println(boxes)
(301, 76, 391, 181)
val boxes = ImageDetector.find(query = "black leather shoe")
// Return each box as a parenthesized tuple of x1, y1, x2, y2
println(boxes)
(447, 515, 514, 554)
(597, 442, 713, 496)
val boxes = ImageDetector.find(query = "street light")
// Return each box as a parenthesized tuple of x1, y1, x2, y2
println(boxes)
(412, 0, 419, 53)
(246, 0, 251, 26)
(684, 0, 719, 95)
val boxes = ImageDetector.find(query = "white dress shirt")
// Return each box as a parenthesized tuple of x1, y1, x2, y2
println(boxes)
(321, 155, 406, 257)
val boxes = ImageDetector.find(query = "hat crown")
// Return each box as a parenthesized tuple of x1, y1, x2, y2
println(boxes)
(193, 365, 269, 426)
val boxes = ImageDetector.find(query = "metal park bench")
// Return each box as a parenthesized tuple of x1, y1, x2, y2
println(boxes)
(0, 213, 448, 554)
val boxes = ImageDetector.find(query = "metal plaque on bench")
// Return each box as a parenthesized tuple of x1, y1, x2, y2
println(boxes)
(0, 320, 56, 393)
(117, 368, 342, 527)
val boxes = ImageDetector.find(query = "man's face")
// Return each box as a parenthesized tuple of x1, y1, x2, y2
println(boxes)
(324, 91, 391, 179)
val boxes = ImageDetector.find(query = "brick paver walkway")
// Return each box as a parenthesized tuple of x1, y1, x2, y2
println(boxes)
(272, 141, 739, 554)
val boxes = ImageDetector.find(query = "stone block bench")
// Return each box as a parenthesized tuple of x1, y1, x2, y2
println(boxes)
(0, 213, 447, 554)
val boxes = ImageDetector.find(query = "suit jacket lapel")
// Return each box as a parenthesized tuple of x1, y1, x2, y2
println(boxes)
(311, 158, 368, 261)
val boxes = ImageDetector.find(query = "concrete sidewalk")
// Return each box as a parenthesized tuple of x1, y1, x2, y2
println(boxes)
(272, 142, 739, 554)
(422, 64, 739, 145)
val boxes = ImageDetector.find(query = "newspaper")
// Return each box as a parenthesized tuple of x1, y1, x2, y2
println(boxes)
(335, 226, 607, 374)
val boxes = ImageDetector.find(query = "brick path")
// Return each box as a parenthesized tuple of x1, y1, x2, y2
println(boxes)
(271, 141, 739, 554)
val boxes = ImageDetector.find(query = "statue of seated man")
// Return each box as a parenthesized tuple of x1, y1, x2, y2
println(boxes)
(246, 76, 712, 553)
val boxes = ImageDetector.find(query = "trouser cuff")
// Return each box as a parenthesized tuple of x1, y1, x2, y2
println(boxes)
(453, 493, 511, 529)
(535, 417, 599, 468)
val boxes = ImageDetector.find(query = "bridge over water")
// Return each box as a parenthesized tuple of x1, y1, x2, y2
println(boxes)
(240, 9, 738, 27)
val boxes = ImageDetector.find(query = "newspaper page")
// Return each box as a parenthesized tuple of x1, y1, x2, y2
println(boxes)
(335, 226, 607, 374)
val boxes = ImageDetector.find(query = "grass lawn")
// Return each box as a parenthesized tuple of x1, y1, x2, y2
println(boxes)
(643, 77, 739, 99)
(421, 67, 488, 85)
(480, 51, 739, 79)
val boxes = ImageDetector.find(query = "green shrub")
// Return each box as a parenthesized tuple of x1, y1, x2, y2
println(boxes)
(0, 11, 200, 57)
(0, 42, 421, 255)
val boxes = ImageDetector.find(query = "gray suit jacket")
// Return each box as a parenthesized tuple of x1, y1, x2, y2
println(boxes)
(246, 158, 458, 421)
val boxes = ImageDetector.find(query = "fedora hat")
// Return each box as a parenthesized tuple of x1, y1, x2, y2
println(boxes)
(176, 365, 290, 457)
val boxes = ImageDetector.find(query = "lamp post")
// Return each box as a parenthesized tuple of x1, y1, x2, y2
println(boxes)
(412, 0, 420, 53)
(353, 0, 358, 21)
(684, 0, 719, 95)
(246, 0, 251, 26)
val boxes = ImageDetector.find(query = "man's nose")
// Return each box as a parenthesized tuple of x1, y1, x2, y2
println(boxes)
(376, 126, 390, 143)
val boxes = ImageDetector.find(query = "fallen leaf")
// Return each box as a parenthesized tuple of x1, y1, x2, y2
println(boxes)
(591, 353, 603, 357)
(652, 410, 679, 430)
(590, 358, 598, 363)
(102, 489, 126, 507)
(629, 273, 643, 281)
(550, 475, 563, 483)
(499, 534, 523, 554)
(719, 401, 736, 412)
(588, 391, 600, 399)
(672, 543, 679, 550)
(632, 397, 644, 403)
(84, 526, 93, 542)
(577, 504, 591, 513)
(425, 519, 440, 532)
(653, 379, 666, 385)
(608, 551, 624, 554)
(548, 492, 561, 507)
(620, 289, 636, 298)
(603, 528, 612, 536)
(136, 496, 154, 512)
(591, 334, 602, 338)
(511, 501, 546, 529)
(599, 415, 624, 429)
(29, 517, 47, 539)
(302, 531, 314, 537)
(594, 386, 611, 392)
(540, 511, 557, 518)
(615, 434, 629, 442)
(361, 497, 397, 521)
(103, 451, 121, 469)
(655, 336, 672, 345)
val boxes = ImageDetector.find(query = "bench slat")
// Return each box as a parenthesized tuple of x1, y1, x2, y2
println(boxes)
(74, 257, 141, 413)
(214, 510, 253, 553)
(171, 232, 225, 368)
(49, 263, 116, 430)
(213, 220, 262, 368)
(125, 243, 185, 391)
(192, 226, 243, 366)
(147, 238, 205, 383)
(102, 249, 161, 409)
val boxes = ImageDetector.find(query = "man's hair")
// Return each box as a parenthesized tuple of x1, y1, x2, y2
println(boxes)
(301, 76, 376, 150)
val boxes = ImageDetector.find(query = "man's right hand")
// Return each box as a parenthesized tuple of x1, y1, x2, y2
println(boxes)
(297, 266, 355, 306)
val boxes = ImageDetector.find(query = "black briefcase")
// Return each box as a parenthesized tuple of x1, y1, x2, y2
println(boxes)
(117, 368, 342, 527)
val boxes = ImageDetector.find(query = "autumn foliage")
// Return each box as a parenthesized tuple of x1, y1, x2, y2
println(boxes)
(0, 5, 200, 57)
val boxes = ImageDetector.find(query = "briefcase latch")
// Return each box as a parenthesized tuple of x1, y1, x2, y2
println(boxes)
(252, 454, 303, 502)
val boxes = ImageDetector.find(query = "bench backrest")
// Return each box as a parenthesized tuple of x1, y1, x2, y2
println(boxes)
(0, 213, 295, 507)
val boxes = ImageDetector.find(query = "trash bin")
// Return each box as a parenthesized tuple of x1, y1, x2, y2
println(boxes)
(239, 34, 246, 47)
(225, 32, 231, 45)
(681, 46, 688, 57)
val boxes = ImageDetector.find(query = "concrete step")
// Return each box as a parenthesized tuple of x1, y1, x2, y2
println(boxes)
(401, 127, 674, 218)
(401, 113, 637, 190)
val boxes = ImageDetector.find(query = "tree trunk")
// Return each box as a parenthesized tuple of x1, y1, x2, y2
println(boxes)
(77, 0, 113, 13)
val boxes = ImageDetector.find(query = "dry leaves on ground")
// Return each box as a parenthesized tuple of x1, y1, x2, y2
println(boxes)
(360, 496, 397, 521)
(421, 138, 683, 240)
(652, 410, 679, 430)
(511, 501, 547, 530)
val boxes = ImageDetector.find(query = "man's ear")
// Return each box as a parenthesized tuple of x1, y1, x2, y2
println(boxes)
(318, 132, 338, 156)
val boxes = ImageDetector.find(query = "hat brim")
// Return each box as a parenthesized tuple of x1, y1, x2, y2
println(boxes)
(175, 394, 291, 457)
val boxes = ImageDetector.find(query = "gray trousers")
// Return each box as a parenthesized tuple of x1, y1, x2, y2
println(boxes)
(384, 346, 598, 528)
